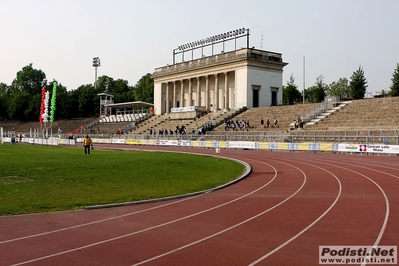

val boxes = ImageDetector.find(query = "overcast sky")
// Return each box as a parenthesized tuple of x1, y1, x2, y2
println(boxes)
(1, 0, 397, 95)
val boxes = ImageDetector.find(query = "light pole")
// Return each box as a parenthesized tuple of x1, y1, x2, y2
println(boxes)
(92, 57, 100, 90)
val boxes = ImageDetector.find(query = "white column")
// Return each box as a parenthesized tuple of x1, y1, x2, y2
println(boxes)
(173, 81, 177, 109)
(166, 82, 170, 113)
(230, 70, 235, 109)
(205, 75, 209, 110)
(180, 80, 184, 107)
(214, 74, 219, 110)
(224, 72, 229, 109)
(196, 76, 200, 106)
(188, 78, 192, 107)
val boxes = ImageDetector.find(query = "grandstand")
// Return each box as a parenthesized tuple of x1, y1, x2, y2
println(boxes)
(1, 96, 398, 142)
(0, 118, 94, 136)
(127, 108, 245, 135)
(305, 97, 399, 131)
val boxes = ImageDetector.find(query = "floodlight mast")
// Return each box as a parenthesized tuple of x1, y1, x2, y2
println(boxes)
(92, 57, 101, 90)
(172, 28, 250, 64)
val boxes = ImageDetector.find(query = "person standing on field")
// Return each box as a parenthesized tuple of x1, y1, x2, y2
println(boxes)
(83, 134, 92, 156)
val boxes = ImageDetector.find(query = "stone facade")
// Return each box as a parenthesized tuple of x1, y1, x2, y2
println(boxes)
(153, 48, 288, 115)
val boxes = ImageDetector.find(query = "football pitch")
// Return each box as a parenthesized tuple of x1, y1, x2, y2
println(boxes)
(0, 144, 244, 216)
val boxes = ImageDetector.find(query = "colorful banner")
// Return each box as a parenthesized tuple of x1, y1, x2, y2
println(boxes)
(39, 88, 46, 124)
(50, 81, 57, 123)
(42, 90, 50, 123)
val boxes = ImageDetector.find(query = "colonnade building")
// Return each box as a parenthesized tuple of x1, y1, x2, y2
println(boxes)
(153, 35, 288, 116)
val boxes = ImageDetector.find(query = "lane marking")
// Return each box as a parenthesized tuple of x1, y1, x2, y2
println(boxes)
(131, 159, 308, 265)
(11, 161, 279, 265)
(312, 159, 391, 266)
(0, 156, 249, 244)
(249, 159, 342, 265)
(0, 195, 199, 244)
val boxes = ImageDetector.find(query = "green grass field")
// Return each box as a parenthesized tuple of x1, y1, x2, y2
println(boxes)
(0, 144, 244, 216)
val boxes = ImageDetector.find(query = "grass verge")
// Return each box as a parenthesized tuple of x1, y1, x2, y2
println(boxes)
(0, 144, 244, 215)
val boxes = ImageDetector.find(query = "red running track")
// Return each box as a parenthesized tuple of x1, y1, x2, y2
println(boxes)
(0, 145, 398, 266)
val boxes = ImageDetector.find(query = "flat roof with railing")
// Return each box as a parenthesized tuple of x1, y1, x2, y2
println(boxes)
(154, 48, 286, 78)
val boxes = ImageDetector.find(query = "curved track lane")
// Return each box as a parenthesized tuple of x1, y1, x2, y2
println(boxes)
(0, 146, 397, 266)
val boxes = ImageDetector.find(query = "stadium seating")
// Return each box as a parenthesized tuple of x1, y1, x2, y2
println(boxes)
(2, 97, 398, 138)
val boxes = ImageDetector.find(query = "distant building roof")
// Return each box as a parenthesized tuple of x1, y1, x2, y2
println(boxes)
(104, 101, 153, 109)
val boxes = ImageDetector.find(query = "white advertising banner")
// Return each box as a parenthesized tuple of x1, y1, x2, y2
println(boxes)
(338, 143, 399, 154)
(111, 138, 126, 144)
(170, 106, 197, 113)
(227, 141, 256, 149)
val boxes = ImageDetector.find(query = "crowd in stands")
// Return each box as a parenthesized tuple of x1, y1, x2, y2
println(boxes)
(197, 121, 213, 135)
(149, 125, 188, 136)
(146, 122, 214, 137)
(260, 118, 279, 128)
(224, 119, 250, 131)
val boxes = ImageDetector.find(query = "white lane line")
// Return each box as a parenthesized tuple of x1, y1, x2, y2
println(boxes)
(249, 160, 342, 265)
(0, 195, 200, 244)
(1, 152, 249, 244)
(11, 161, 278, 265)
(130, 159, 307, 266)
(312, 159, 391, 266)
(1, 156, 249, 245)
(319, 158, 399, 180)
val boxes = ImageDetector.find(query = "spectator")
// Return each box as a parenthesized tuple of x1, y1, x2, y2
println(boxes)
(260, 118, 264, 127)
(266, 119, 270, 128)
(274, 118, 278, 128)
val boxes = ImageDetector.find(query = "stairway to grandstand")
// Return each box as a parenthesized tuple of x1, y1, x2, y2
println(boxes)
(306, 96, 399, 131)
(129, 109, 245, 135)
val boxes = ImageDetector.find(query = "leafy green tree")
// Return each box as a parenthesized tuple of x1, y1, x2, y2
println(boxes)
(113, 79, 135, 103)
(349, 66, 368, 99)
(0, 83, 9, 120)
(304, 75, 327, 103)
(326, 78, 350, 100)
(7, 64, 47, 120)
(133, 73, 154, 103)
(283, 74, 302, 105)
(68, 89, 80, 118)
(12, 64, 46, 95)
(75, 84, 98, 118)
(389, 63, 399, 96)
(7, 87, 30, 120)
(96, 76, 135, 103)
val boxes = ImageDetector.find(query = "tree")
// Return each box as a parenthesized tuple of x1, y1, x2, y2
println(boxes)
(12, 63, 46, 95)
(349, 66, 367, 99)
(133, 73, 154, 103)
(0, 83, 9, 120)
(7, 64, 47, 120)
(96, 75, 135, 103)
(283, 74, 302, 105)
(74, 84, 98, 118)
(389, 63, 399, 96)
(326, 78, 350, 100)
(304, 75, 327, 103)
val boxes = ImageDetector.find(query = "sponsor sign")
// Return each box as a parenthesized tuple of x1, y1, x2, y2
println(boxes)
(338, 144, 399, 154)
(227, 141, 256, 149)
(170, 106, 197, 113)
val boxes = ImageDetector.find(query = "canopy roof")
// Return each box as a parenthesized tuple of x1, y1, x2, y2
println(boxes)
(104, 101, 153, 109)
